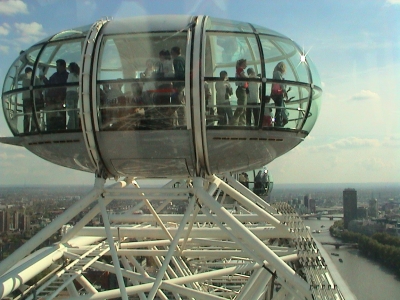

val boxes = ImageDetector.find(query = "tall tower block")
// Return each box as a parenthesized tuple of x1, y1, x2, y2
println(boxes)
(343, 188, 357, 229)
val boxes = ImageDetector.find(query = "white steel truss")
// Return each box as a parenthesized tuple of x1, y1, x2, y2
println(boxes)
(0, 175, 346, 300)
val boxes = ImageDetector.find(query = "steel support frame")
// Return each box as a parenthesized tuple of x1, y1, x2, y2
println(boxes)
(0, 175, 347, 300)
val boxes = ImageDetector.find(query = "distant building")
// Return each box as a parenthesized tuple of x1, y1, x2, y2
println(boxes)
(0, 209, 9, 232)
(0, 208, 30, 232)
(309, 198, 316, 213)
(10, 211, 18, 231)
(357, 207, 368, 219)
(349, 219, 385, 236)
(18, 213, 30, 231)
(304, 194, 310, 209)
(343, 188, 357, 229)
(368, 198, 378, 218)
(381, 200, 398, 214)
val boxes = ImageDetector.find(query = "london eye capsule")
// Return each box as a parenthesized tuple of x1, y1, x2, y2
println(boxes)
(1, 15, 322, 179)
(0, 16, 340, 300)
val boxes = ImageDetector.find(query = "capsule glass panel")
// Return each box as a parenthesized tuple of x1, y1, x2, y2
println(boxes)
(252, 24, 285, 37)
(302, 87, 321, 132)
(3, 59, 23, 94)
(260, 36, 287, 70)
(33, 38, 83, 132)
(258, 35, 319, 131)
(2, 47, 43, 135)
(2, 93, 22, 135)
(49, 26, 91, 41)
(270, 84, 312, 129)
(205, 17, 253, 33)
(205, 32, 262, 127)
(274, 40, 309, 83)
(3, 47, 41, 93)
(307, 56, 322, 88)
(302, 55, 322, 131)
(97, 32, 188, 130)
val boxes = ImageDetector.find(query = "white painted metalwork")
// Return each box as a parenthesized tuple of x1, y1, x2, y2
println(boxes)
(80, 18, 109, 172)
(0, 174, 347, 299)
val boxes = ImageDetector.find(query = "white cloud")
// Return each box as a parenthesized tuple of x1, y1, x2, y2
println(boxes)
(14, 22, 46, 44)
(382, 136, 400, 147)
(268, 135, 400, 184)
(0, 144, 26, 155)
(0, 45, 9, 54)
(83, 0, 97, 10)
(309, 137, 381, 152)
(354, 157, 391, 171)
(386, 0, 400, 5)
(0, 22, 10, 35)
(113, 2, 147, 18)
(349, 90, 380, 102)
(77, 0, 97, 22)
(0, 22, 46, 51)
(0, 0, 28, 15)
(322, 91, 335, 101)
(334, 137, 381, 148)
(0, 151, 6, 160)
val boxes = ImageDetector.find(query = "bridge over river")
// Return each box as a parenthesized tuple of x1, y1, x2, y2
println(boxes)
(300, 214, 343, 220)
(321, 242, 358, 249)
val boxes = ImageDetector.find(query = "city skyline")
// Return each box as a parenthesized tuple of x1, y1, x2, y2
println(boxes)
(1, 183, 398, 299)
(0, 0, 400, 185)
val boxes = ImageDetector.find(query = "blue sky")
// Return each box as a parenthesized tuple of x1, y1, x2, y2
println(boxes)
(0, 0, 399, 186)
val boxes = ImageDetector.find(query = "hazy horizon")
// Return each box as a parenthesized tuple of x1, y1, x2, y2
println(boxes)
(1, 181, 399, 189)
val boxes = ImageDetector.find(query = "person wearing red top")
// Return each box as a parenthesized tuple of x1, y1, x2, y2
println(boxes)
(230, 58, 248, 126)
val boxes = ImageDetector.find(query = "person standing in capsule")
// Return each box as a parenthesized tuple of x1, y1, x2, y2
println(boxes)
(40, 59, 69, 131)
(271, 62, 289, 127)
(66, 62, 80, 130)
(230, 59, 248, 126)
(215, 70, 233, 125)
(246, 67, 260, 126)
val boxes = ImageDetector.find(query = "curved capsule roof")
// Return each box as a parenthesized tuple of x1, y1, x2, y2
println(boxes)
(102, 15, 196, 34)
(1, 15, 322, 179)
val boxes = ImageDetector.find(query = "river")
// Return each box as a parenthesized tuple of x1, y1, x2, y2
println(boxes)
(303, 218, 400, 300)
